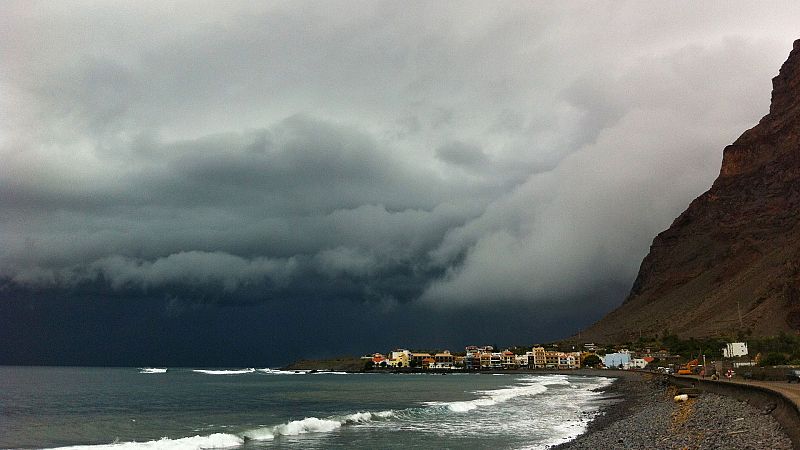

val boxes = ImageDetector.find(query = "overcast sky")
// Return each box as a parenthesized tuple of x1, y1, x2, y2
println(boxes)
(2, 2, 799, 365)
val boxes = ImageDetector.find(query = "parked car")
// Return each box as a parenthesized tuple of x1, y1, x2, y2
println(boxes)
(787, 369, 800, 383)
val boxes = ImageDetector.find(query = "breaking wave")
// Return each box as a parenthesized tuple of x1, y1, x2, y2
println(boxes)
(138, 368, 167, 374)
(255, 368, 351, 375)
(257, 368, 310, 375)
(425, 374, 561, 413)
(49, 412, 395, 449)
(191, 368, 255, 375)
(243, 410, 395, 441)
(52, 433, 244, 449)
(47, 374, 611, 449)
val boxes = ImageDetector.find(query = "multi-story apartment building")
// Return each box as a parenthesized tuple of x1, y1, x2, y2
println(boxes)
(531, 347, 547, 368)
(519, 347, 581, 369)
(464, 351, 481, 370)
(480, 352, 493, 368)
(411, 353, 432, 367)
(433, 351, 454, 368)
(557, 352, 580, 369)
(544, 351, 560, 368)
(501, 350, 516, 369)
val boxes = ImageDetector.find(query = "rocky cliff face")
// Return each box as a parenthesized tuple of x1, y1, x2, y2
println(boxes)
(580, 40, 800, 342)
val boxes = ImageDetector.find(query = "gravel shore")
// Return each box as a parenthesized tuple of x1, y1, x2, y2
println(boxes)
(554, 373, 793, 450)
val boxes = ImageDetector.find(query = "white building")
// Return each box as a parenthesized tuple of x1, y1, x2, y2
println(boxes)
(387, 349, 411, 367)
(558, 352, 580, 369)
(603, 350, 631, 368)
(625, 358, 648, 370)
(723, 342, 748, 358)
(490, 352, 503, 369)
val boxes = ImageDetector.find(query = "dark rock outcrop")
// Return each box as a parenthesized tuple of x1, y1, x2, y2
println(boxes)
(581, 39, 800, 342)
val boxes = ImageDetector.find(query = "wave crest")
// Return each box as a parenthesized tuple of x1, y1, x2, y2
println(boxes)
(426, 375, 554, 413)
(53, 433, 243, 449)
(192, 369, 255, 375)
(243, 411, 395, 441)
(257, 368, 310, 375)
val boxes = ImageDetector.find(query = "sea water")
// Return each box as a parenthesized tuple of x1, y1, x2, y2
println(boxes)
(0, 367, 616, 449)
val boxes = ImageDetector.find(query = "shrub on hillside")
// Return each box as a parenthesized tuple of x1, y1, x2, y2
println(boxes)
(759, 352, 788, 367)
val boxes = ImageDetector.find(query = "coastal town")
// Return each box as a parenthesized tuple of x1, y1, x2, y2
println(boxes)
(357, 336, 797, 375)
(362, 344, 665, 371)
(282, 331, 800, 378)
(365, 345, 579, 370)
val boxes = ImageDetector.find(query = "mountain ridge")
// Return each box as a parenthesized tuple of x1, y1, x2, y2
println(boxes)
(579, 39, 800, 342)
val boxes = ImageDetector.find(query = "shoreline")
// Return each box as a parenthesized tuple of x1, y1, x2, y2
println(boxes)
(549, 371, 655, 450)
(203, 365, 798, 448)
(554, 371, 793, 449)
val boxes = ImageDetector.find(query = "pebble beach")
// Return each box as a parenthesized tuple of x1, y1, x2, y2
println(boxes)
(555, 373, 793, 450)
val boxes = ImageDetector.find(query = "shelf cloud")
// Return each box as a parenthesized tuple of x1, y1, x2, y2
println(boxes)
(2, 1, 799, 363)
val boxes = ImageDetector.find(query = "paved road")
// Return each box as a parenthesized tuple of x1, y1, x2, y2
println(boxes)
(677, 374, 800, 406)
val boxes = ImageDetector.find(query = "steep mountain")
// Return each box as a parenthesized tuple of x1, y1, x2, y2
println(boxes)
(580, 39, 800, 342)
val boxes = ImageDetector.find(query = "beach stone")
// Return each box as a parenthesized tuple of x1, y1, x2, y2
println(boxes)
(552, 374, 793, 450)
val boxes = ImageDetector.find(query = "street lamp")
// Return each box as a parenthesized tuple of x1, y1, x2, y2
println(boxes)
(702, 354, 706, 378)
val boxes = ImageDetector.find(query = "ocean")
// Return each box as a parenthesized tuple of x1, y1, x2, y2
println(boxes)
(0, 367, 616, 449)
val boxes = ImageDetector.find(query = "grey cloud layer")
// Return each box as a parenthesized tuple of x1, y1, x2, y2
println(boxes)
(2, 2, 799, 308)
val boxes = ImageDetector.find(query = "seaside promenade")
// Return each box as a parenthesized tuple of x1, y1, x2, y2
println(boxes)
(735, 378, 800, 405)
(675, 374, 800, 405)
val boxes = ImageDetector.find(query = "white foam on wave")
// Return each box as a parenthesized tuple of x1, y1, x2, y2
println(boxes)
(243, 410, 395, 441)
(138, 368, 167, 374)
(531, 376, 617, 449)
(426, 375, 553, 413)
(255, 368, 353, 375)
(52, 410, 396, 449)
(52, 433, 243, 450)
(531, 374, 573, 385)
(192, 368, 255, 375)
(257, 368, 310, 375)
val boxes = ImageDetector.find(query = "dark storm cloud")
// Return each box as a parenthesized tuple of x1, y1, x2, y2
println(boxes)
(2, 1, 800, 350)
(1, 118, 476, 304)
(436, 141, 489, 168)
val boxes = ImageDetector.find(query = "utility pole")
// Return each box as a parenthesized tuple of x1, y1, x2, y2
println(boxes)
(737, 300, 743, 328)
